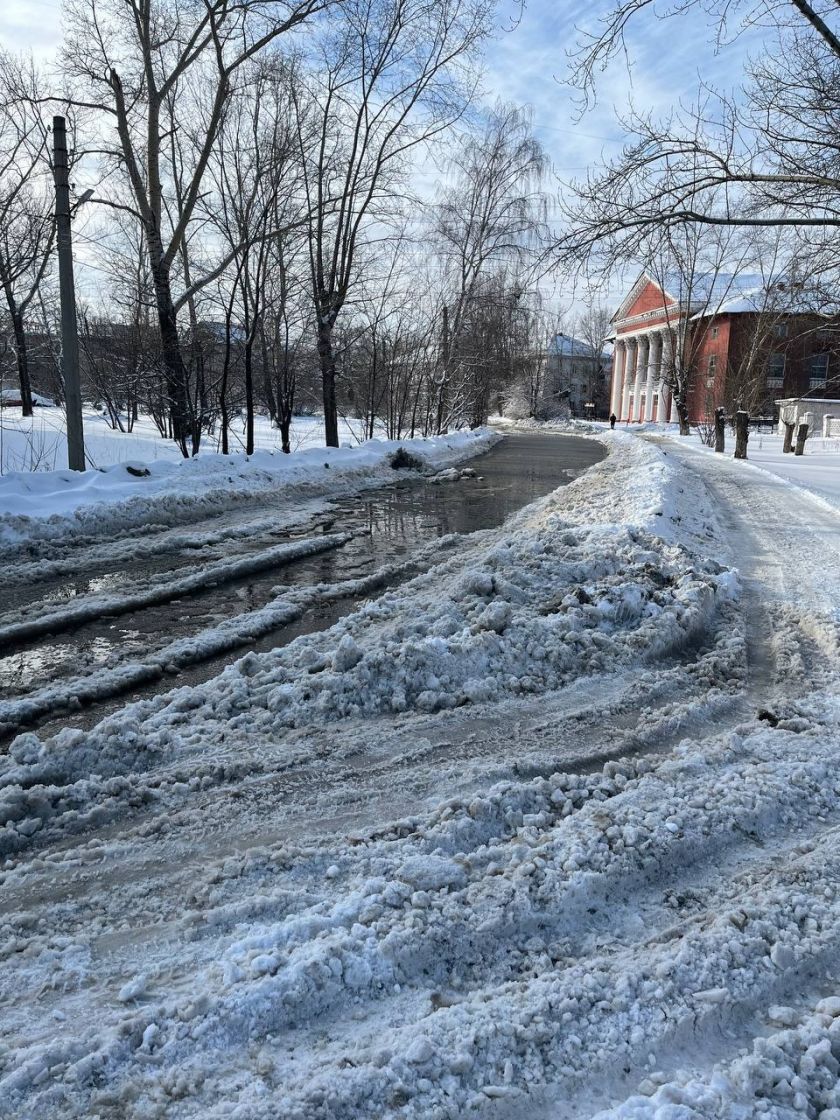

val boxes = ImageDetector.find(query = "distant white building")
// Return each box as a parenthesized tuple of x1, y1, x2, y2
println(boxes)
(545, 334, 612, 417)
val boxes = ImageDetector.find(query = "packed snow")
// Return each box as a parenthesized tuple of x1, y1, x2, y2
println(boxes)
(597, 419, 840, 515)
(2, 425, 840, 1119)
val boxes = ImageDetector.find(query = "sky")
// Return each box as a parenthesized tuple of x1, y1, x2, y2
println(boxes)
(0, 0, 763, 322)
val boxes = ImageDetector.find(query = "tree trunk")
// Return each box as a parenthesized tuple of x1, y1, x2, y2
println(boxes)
(219, 282, 238, 457)
(147, 234, 190, 457)
(734, 410, 749, 459)
(317, 317, 339, 448)
(676, 396, 690, 436)
(151, 276, 190, 457)
(795, 423, 808, 456)
(279, 413, 291, 454)
(11, 311, 34, 417)
(191, 347, 205, 457)
(714, 407, 725, 453)
(260, 329, 278, 427)
(783, 421, 795, 453)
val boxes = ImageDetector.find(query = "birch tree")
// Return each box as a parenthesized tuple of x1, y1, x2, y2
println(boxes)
(63, 0, 335, 455)
(434, 102, 548, 429)
(292, 0, 491, 447)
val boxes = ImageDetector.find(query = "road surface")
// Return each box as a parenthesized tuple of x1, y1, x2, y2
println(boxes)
(0, 433, 603, 741)
(2, 431, 839, 1120)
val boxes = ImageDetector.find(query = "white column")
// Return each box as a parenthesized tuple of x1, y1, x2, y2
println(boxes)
(633, 336, 649, 421)
(644, 333, 660, 422)
(659, 330, 672, 422)
(610, 341, 625, 416)
(622, 341, 636, 420)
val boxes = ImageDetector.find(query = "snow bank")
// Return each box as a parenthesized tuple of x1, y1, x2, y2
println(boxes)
(0, 427, 498, 553)
(0, 433, 737, 823)
(4, 696, 840, 1118)
(592, 419, 840, 517)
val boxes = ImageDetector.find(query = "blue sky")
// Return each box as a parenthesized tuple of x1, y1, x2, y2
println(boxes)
(0, 0, 758, 160)
(0, 0, 762, 316)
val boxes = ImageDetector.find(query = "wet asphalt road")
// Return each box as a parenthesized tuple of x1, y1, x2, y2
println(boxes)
(0, 432, 605, 737)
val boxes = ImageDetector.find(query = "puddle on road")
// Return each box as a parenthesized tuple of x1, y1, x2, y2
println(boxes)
(3, 433, 605, 734)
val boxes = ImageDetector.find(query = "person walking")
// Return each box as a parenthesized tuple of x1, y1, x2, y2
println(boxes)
(609, 413, 617, 430)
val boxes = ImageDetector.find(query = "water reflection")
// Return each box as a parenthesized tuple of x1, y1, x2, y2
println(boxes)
(4, 435, 605, 711)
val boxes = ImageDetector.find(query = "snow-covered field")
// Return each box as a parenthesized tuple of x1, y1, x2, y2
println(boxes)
(0, 403, 374, 475)
(2, 426, 840, 1118)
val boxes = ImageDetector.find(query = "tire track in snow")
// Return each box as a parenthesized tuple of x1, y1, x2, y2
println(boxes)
(6, 432, 840, 1118)
(0, 532, 359, 648)
(0, 534, 462, 741)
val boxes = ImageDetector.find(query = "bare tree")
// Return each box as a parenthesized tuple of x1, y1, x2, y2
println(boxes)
(575, 302, 612, 414)
(64, 0, 334, 455)
(292, 0, 490, 447)
(209, 64, 304, 455)
(561, 1, 840, 264)
(0, 53, 56, 417)
(434, 102, 548, 429)
(640, 227, 757, 433)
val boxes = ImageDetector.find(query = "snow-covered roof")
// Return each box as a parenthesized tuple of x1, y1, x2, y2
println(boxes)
(612, 269, 762, 323)
(690, 279, 832, 320)
(655, 271, 764, 309)
(619, 267, 830, 323)
(548, 334, 611, 359)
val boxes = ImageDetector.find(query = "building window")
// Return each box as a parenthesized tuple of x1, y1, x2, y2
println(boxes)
(810, 352, 829, 387)
(710, 325, 719, 339)
(705, 354, 717, 389)
(766, 352, 785, 388)
(773, 322, 788, 339)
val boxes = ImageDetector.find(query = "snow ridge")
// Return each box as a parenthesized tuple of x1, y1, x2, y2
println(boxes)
(18, 431, 840, 1120)
(0, 429, 499, 555)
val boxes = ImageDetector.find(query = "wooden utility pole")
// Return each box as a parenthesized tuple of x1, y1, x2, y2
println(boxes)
(52, 115, 85, 471)
(714, 407, 725, 453)
(734, 410, 749, 459)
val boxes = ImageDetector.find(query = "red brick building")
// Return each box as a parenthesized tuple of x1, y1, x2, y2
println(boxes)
(609, 271, 840, 422)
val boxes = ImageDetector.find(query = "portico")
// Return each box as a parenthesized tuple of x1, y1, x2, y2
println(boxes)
(611, 329, 677, 423)
(608, 271, 688, 423)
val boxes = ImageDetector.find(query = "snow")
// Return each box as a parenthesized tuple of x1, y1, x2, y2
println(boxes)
(2, 423, 840, 1119)
(0, 422, 498, 551)
(0, 403, 377, 475)
(692, 429, 840, 514)
(592, 420, 840, 514)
